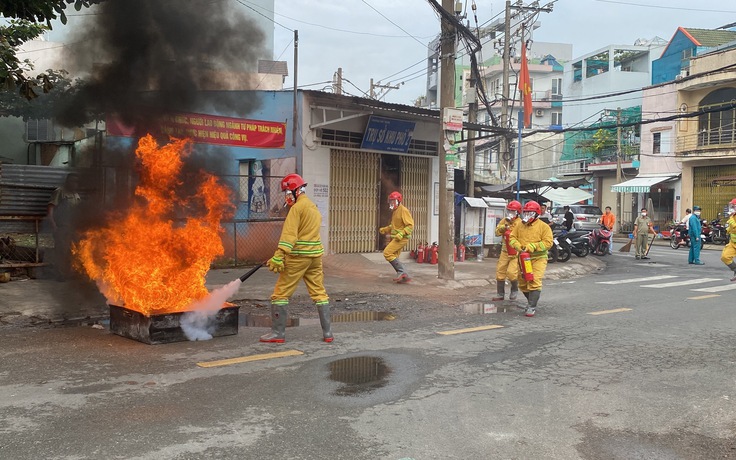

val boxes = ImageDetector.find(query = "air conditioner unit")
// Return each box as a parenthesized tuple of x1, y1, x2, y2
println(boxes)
(535, 109, 544, 117)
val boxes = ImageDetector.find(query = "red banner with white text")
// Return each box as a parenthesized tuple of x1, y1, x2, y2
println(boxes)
(106, 112, 286, 149)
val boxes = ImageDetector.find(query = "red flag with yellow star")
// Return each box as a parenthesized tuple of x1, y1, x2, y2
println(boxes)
(520, 40, 532, 128)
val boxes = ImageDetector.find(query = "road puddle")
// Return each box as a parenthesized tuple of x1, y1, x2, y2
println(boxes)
(329, 356, 391, 396)
(462, 303, 515, 314)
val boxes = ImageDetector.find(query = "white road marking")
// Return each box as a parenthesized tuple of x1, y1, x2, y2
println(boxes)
(641, 278, 721, 288)
(691, 283, 736, 293)
(687, 294, 721, 300)
(596, 275, 677, 285)
(588, 308, 632, 315)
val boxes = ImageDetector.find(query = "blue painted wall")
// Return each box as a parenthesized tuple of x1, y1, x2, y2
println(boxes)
(652, 31, 696, 84)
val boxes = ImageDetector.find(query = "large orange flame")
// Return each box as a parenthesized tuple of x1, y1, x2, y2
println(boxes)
(74, 135, 233, 315)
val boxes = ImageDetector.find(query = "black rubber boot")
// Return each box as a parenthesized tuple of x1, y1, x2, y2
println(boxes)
(260, 304, 287, 343)
(390, 259, 410, 283)
(728, 262, 736, 282)
(491, 280, 505, 301)
(525, 290, 541, 317)
(318, 303, 333, 343)
(509, 280, 519, 301)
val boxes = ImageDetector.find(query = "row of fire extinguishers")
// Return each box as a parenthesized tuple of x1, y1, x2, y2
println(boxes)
(411, 242, 467, 264)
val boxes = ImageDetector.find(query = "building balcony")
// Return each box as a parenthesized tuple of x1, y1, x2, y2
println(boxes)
(676, 128, 736, 158)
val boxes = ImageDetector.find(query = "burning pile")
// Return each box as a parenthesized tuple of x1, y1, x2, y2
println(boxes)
(74, 135, 233, 315)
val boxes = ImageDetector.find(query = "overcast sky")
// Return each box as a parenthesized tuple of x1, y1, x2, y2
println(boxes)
(270, 0, 735, 106)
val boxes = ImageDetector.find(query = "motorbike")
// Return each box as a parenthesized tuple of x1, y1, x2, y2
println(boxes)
(566, 230, 591, 257)
(669, 223, 690, 249)
(709, 217, 728, 245)
(587, 225, 612, 256)
(701, 219, 713, 243)
(549, 223, 572, 263)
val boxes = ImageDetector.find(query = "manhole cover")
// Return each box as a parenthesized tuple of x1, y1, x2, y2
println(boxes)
(329, 356, 391, 396)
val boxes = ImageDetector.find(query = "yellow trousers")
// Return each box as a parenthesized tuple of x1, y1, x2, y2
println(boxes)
(721, 242, 736, 265)
(271, 256, 328, 305)
(495, 251, 519, 281)
(518, 257, 547, 292)
(383, 238, 408, 262)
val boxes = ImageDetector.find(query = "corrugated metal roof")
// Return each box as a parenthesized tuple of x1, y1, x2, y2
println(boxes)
(257, 60, 289, 76)
(684, 28, 736, 47)
(0, 164, 72, 217)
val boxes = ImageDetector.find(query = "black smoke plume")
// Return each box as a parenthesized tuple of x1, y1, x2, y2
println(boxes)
(58, 0, 265, 134)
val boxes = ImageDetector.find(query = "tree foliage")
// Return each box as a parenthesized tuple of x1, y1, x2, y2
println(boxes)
(2, 0, 101, 26)
(1, 1, 101, 101)
(0, 69, 83, 120)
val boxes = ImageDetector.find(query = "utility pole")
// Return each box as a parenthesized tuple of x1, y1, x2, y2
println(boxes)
(616, 107, 622, 233)
(467, 78, 477, 197)
(438, 0, 456, 280)
(334, 67, 343, 95)
(499, 0, 511, 182)
(369, 79, 401, 100)
(292, 29, 298, 149)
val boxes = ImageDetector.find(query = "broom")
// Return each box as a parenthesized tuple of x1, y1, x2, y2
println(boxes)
(619, 233, 633, 252)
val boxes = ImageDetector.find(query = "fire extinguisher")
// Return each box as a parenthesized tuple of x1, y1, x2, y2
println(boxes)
(416, 243, 425, 264)
(425, 242, 433, 263)
(430, 242, 439, 265)
(504, 229, 517, 255)
(519, 251, 534, 281)
(458, 243, 466, 262)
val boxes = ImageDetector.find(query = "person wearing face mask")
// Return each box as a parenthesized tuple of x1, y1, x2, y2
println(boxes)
(720, 198, 736, 282)
(262, 174, 332, 343)
(492, 200, 523, 302)
(509, 201, 554, 317)
(379, 191, 414, 283)
(688, 205, 704, 265)
(633, 207, 655, 260)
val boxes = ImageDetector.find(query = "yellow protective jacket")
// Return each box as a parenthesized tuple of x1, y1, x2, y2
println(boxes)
(509, 219, 554, 260)
(275, 194, 324, 258)
(380, 204, 414, 240)
(495, 217, 521, 254)
(728, 215, 736, 245)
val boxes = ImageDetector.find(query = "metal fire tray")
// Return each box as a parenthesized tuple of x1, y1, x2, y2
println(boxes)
(109, 304, 239, 345)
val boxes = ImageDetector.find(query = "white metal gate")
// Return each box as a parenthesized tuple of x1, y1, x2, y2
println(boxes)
(329, 150, 430, 254)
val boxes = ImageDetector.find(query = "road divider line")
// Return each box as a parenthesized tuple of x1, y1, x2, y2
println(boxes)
(687, 294, 721, 300)
(588, 308, 632, 316)
(641, 278, 721, 288)
(437, 325, 504, 335)
(596, 275, 677, 285)
(197, 349, 304, 368)
(691, 283, 736, 293)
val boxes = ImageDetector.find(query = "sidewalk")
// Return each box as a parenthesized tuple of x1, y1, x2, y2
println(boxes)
(0, 252, 605, 328)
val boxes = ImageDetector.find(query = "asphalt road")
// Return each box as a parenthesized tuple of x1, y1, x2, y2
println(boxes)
(2, 245, 736, 459)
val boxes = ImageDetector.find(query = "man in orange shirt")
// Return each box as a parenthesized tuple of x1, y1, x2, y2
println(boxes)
(598, 206, 616, 254)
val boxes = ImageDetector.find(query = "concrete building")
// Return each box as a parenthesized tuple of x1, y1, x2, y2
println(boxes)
(559, 39, 668, 226)
(675, 45, 736, 222)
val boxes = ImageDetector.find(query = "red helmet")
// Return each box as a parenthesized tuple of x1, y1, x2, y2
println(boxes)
(281, 173, 306, 192)
(388, 191, 403, 202)
(730, 198, 736, 213)
(507, 200, 522, 213)
(730, 198, 736, 206)
(521, 200, 541, 224)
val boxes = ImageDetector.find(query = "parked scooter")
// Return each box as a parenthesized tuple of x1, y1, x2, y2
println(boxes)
(588, 225, 612, 256)
(669, 223, 690, 249)
(549, 223, 571, 262)
(709, 216, 728, 245)
(565, 230, 591, 257)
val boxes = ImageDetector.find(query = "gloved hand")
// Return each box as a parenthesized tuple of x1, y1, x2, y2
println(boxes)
(267, 256, 284, 273)
(393, 231, 404, 242)
(379, 227, 389, 235)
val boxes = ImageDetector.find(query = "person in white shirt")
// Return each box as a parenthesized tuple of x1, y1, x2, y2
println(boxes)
(682, 208, 692, 230)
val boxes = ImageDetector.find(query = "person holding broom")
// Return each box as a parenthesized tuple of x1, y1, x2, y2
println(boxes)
(633, 207, 655, 260)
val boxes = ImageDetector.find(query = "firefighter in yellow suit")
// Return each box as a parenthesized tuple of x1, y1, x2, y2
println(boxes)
(379, 191, 414, 283)
(720, 198, 736, 282)
(492, 200, 522, 301)
(510, 200, 554, 317)
(262, 173, 332, 343)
